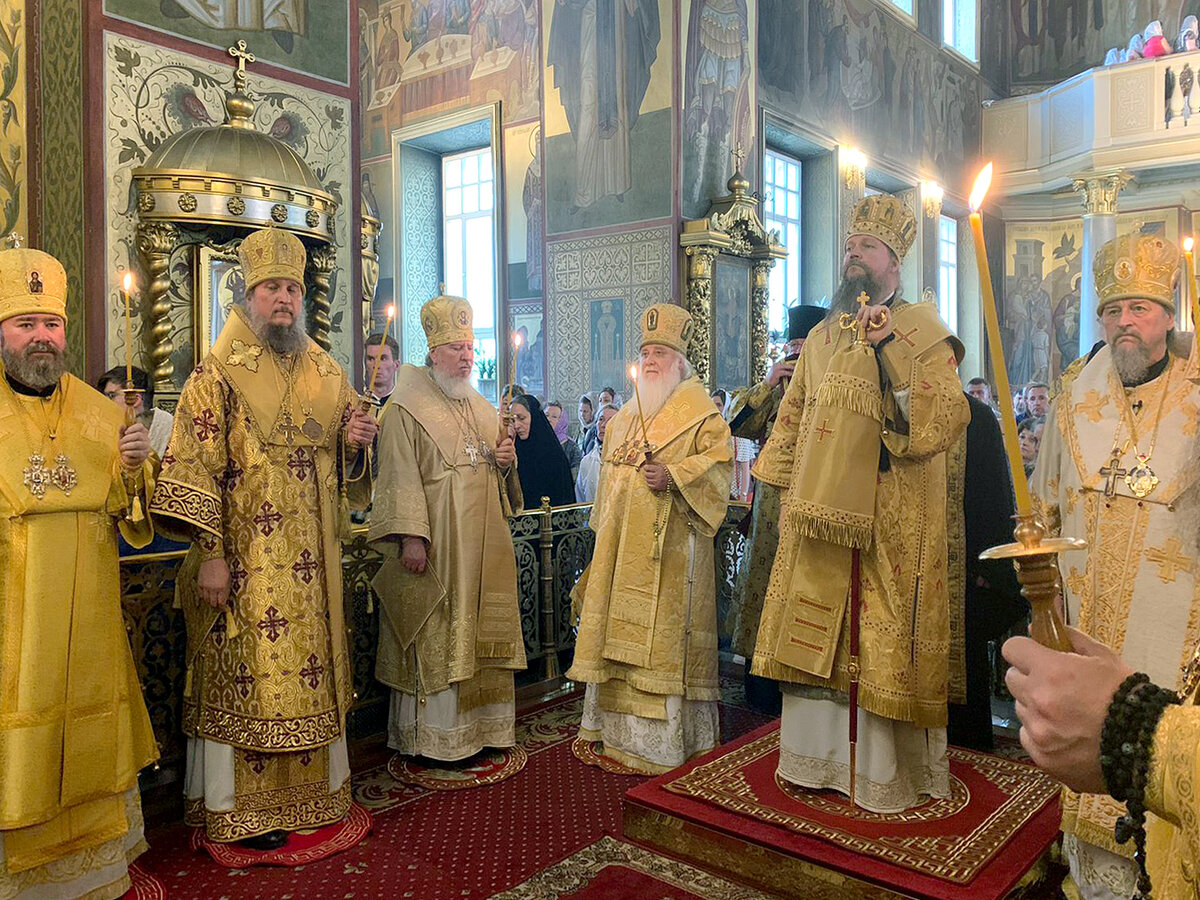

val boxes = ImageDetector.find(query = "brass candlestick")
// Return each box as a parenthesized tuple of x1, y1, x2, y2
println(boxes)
(980, 514, 1087, 652)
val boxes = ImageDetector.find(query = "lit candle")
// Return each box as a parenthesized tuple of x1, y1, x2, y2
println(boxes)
(968, 163, 1032, 517)
(368, 304, 395, 396)
(1184, 237, 1198, 333)
(121, 271, 135, 386)
(627, 363, 651, 457)
(505, 332, 523, 407)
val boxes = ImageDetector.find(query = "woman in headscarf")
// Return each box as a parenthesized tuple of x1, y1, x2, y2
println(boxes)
(510, 394, 577, 508)
(545, 400, 582, 479)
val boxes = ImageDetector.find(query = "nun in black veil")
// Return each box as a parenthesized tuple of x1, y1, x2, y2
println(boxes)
(510, 394, 577, 508)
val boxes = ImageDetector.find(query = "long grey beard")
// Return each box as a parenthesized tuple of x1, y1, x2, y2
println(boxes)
(1111, 339, 1154, 385)
(830, 271, 882, 315)
(248, 305, 309, 355)
(638, 370, 683, 418)
(431, 369, 473, 400)
(2, 342, 67, 389)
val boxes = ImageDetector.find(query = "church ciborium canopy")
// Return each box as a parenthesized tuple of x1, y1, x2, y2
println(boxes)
(131, 41, 340, 403)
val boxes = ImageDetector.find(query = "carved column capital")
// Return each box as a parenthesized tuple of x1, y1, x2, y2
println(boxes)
(1070, 170, 1134, 216)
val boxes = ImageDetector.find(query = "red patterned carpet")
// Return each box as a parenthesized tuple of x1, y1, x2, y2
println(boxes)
(136, 688, 775, 899)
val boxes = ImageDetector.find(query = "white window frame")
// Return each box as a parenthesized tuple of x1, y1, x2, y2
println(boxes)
(883, 0, 916, 25)
(942, 0, 979, 65)
(937, 215, 959, 334)
(442, 146, 497, 400)
(763, 148, 802, 340)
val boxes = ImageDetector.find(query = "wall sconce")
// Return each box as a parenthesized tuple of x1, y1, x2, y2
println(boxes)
(922, 181, 944, 219)
(842, 148, 867, 191)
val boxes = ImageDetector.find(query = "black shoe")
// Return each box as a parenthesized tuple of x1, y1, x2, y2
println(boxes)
(239, 829, 288, 851)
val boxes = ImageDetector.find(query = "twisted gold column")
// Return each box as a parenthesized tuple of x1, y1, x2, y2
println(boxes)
(136, 223, 177, 393)
(308, 243, 336, 351)
(751, 259, 773, 384)
(684, 246, 717, 387)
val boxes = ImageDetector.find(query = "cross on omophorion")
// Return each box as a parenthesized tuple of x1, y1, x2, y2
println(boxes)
(1100, 455, 1127, 498)
(228, 40, 256, 91)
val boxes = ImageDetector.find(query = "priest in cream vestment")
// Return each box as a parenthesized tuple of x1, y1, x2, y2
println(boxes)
(569, 304, 732, 774)
(1032, 232, 1200, 900)
(369, 293, 527, 761)
(752, 194, 969, 812)
(149, 227, 377, 846)
(0, 245, 158, 899)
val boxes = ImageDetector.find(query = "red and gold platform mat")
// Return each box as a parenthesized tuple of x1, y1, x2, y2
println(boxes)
(624, 722, 1061, 900)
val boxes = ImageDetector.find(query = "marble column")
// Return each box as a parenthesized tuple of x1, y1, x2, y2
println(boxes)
(1071, 170, 1133, 357)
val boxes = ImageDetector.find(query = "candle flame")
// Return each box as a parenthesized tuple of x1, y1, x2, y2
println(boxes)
(1186, 237, 1195, 253)
(969, 163, 994, 212)
(122, 271, 134, 292)
(628, 363, 638, 381)
(513, 333, 523, 348)
(385, 303, 395, 319)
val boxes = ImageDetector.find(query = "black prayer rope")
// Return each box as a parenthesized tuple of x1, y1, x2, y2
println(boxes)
(1099, 672, 1180, 899)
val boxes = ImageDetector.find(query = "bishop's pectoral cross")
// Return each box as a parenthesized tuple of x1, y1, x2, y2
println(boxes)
(1100, 455, 1128, 498)
(277, 409, 301, 445)
(464, 438, 479, 469)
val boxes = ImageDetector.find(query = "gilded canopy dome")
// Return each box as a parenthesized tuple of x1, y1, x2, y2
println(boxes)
(133, 47, 336, 240)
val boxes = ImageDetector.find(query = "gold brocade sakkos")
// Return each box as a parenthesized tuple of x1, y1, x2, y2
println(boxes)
(149, 307, 369, 839)
(752, 301, 970, 728)
(568, 376, 732, 713)
(1032, 344, 1200, 860)
(0, 372, 157, 876)
(369, 364, 526, 708)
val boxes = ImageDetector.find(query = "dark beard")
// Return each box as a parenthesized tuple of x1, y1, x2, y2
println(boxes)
(2, 342, 67, 389)
(830, 271, 883, 315)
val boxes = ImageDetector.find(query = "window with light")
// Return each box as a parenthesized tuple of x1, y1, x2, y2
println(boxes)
(887, 0, 914, 17)
(943, 0, 978, 62)
(763, 149, 802, 341)
(442, 147, 497, 401)
(938, 215, 959, 333)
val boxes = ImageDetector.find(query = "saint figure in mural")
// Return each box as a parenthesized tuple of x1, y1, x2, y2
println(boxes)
(1054, 278, 1081, 366)
(523, 128, 544, 291)
(591, 300, 622, 388)
(403, 0, 432, 57)
(376, 10, 404, 90)
(547, 0, 662, 211)
(683, 0, 751, 216)
(164, 0, 306, 44)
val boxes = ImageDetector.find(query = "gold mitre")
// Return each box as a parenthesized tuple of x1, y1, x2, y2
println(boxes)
(421, 289, 474, 349)
(847, 193, 917, 261)
(640, 303, 694, 355)
(238, 226, 307, 291)
(1093, 232, 1180, 314)
(0, 238, 68, 323)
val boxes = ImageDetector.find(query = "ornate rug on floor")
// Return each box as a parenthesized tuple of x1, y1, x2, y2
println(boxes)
(190, 802, 373, 868)
(124, 862, 166, 900)
(487, 835, 779, 899)
(388, 745, 529, 790)
(571, 737, 643, 776)
(625, 721, 1061, 900)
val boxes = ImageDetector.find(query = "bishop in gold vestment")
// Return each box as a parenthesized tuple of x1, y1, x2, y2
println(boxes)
(149, 228, 376, 844)
(569, 304, 732, 774)
(369, 293, 526, 761)
(752, 194, 969, 812)
(1031, 232, 1200, 900)
(0, 245, 157, 899)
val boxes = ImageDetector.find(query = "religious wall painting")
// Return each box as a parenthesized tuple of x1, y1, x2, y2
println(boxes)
(103, 0, 351, 85)
(1004, 221, 1081, 386)
(362, 159, 395, 326)
(681, 0, 755, 221)
(103, 33, 354, 375)
(1007, 0, 1180, 87)
(196, 246, 242, 360)
(589, 298, 626, 398)
(712, 256, 751, 389)
(504, 120, 543, 298)
(359, 0, 540, 156)
(542, 0, 673, 235)
(546, 224, 670, 401)
(757, 0, 982, 189)
(511, 304, 545, 397)
(0, 0, 26, 242)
